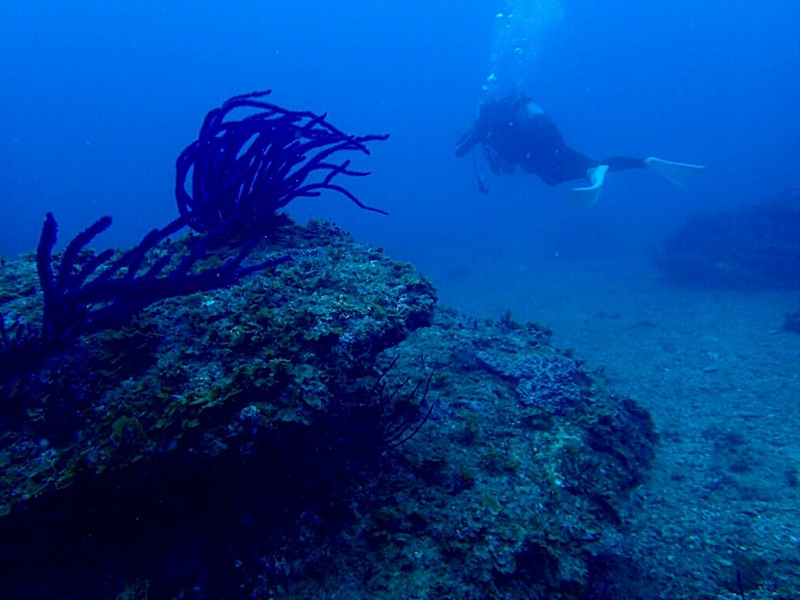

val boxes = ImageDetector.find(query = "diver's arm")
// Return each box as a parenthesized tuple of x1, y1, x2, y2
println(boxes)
(483, 146, 504, 175)
(456, 127, 480, 157)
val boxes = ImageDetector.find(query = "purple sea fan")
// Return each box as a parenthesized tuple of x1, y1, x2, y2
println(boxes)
(176, 90, 389, 236)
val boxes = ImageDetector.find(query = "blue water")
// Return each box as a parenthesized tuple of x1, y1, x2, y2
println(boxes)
(1, 0, 798, 276)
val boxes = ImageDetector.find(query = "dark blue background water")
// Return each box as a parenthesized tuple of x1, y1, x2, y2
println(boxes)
(2, 1, 798, 282)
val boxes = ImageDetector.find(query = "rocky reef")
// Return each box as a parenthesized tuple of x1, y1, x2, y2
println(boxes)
(0, 218, 657, 599)
(654, 191, 800, 289)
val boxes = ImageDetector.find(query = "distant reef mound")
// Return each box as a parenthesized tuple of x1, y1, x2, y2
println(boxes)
(0, 218, 657, 599)
(654, 190, 800, 288)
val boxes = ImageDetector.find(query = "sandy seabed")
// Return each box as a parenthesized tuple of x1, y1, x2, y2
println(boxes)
(435, 254, 800, 599)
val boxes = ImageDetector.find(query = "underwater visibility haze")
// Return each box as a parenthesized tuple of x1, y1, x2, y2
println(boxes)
(1, 1, 800, 598)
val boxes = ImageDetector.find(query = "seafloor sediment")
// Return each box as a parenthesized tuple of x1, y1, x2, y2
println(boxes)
(1, 218, 657, 599)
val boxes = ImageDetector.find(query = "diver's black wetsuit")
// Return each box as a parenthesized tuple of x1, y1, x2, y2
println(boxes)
(456, 93, 645, 186)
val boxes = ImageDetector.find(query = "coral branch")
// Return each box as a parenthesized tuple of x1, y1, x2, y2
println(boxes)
(1, 212, 286, 381)
(175, 90, 388, 235)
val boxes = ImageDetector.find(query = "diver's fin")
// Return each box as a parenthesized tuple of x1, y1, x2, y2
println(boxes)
(644, 156, 705, 188)
(565, 165, 609, 207)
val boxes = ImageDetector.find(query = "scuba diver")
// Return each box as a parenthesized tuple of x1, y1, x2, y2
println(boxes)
(456, 92, 704, 205)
